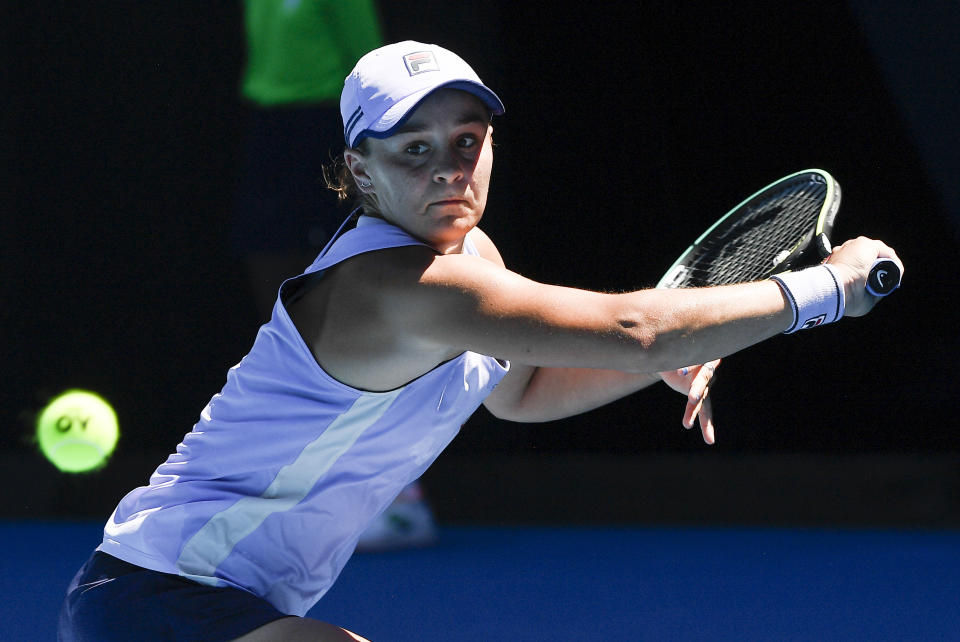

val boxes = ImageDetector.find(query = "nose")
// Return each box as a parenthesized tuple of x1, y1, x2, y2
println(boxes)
(433, 148, 465, 184)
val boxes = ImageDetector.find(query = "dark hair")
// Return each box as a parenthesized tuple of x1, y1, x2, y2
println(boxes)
(323, 140, 381, 215)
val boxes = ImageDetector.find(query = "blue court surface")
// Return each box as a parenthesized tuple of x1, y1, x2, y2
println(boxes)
(4, 521, 959, 641)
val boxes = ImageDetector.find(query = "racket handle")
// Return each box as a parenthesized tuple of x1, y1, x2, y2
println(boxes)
(866, 258, 901, 297)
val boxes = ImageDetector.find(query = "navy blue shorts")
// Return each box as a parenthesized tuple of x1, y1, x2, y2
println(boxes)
(58, 551, 289, 641)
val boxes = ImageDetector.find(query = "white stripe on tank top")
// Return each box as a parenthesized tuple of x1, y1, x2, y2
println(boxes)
(176, 390, 401, 581)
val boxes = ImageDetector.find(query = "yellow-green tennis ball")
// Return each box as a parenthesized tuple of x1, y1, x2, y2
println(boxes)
(36, 390, 119, 473)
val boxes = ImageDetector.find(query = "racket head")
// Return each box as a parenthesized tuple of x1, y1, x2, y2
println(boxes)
(657, 169, 840, 289)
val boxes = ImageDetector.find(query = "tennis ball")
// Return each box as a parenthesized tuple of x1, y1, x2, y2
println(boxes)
(36, 389, 119, 473)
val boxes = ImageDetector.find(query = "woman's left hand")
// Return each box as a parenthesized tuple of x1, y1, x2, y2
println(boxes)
(659, 359, 720, 445)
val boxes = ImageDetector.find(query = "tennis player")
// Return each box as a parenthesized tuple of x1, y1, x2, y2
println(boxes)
(59, 41, 902, 641)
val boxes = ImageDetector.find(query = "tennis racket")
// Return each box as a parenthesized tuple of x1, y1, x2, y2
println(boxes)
(656, 169, 901, 296)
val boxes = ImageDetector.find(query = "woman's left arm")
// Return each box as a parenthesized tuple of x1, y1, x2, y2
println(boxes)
(483, 360, 718, 443)
(469, 226, 717, 443)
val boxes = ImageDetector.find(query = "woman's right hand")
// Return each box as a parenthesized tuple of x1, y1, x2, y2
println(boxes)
(825, 236, 904, 317)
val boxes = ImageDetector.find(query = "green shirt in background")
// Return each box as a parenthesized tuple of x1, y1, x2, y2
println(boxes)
(242, 0, 383, 107)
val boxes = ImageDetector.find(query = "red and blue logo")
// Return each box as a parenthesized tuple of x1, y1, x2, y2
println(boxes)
(800, 314, 827, 330)
(404, 51, 440, 75)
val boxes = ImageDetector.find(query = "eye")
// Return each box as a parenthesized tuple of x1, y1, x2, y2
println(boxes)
(458, 134, 478, 149)
(405, 142, 430, 155)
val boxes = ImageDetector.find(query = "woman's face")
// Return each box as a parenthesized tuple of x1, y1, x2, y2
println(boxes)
(346, 89, 494, 253)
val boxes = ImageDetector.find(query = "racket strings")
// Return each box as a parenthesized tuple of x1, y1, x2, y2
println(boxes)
(681, 180, 827, 286)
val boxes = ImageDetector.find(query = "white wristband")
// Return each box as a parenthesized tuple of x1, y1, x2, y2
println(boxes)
(771, 265, 845, 333)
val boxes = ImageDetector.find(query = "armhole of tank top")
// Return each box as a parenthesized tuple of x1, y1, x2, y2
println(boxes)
(280, 269, 325, 308)
(279, 229, 483, 393)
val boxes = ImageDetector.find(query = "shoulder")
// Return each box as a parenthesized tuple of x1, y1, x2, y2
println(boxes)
(327, 243, 505, 321)
(467, 226, 506, 268)
(313, 226, 524, 348)
(340, 234, 521, 345)
(351, 225, 507, 296)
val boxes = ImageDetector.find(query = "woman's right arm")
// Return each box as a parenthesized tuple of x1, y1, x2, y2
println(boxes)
(396, 253, 787, 374)
(392, 236, 899, 375)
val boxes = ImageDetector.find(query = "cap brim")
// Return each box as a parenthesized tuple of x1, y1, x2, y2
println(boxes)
(354, 81, 504, 146)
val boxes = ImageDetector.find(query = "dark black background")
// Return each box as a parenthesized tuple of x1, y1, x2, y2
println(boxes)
(6, 1, 958, 489)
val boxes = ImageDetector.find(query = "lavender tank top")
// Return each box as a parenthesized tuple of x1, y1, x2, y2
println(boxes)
(99, 216, 509, 615)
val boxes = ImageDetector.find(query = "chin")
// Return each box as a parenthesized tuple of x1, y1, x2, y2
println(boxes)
(426, 214, 479, 250)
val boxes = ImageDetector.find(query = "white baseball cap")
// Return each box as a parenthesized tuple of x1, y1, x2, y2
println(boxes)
(341, 41, 505, 148)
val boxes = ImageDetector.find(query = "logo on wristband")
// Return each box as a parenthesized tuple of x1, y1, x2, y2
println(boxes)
(801, 314, 827, 330)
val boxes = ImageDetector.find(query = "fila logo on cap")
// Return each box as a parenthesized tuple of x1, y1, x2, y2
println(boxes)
(404, 51, 440, 75)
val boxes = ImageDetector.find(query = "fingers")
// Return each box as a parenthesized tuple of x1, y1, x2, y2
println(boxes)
(682, 390, 701, 429)
(829, 237, 904, 276)
(826, 237, 905, 316)
(682, 386, 715, 444)
(700, 396, 715, 445)
(665, 359, 720, 444)
(685, 359, 719, 415)
(682, 359, 720, 445)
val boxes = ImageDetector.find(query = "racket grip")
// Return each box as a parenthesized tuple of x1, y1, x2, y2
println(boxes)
(866, 258, 901, 297)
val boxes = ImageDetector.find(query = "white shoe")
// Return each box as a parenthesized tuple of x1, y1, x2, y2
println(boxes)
(355, 482, 438, 553)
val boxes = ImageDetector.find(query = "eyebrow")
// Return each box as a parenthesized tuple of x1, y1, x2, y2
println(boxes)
(393, 110, 490, 136)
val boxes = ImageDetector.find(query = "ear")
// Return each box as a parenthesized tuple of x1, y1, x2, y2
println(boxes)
(344, 148, 374, 192)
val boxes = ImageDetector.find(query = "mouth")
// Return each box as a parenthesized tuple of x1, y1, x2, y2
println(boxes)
(429, 198, 470, 209)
